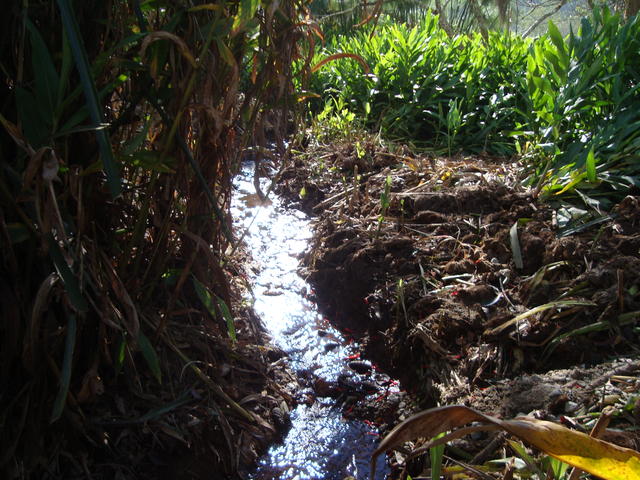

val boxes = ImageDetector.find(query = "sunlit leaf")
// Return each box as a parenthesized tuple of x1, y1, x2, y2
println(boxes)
(586, 148, 597, 183)
(372, 405, 640, 480)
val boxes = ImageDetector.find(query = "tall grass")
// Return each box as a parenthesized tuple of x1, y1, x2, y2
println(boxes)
(307, 8, 640, 203)
(1, 0, 311, 477)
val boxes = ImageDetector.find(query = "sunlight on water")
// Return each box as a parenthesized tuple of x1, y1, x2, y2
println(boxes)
(231, 163, 389, 480)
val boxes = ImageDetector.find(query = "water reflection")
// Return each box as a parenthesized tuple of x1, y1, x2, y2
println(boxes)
(232, 164, 388, 480)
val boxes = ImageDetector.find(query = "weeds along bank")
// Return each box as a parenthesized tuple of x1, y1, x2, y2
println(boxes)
(0, 1, 311, 478)
(305, 8, 640, 206)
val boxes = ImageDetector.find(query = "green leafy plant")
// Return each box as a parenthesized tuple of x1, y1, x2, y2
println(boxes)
(308, 7, 640, 207)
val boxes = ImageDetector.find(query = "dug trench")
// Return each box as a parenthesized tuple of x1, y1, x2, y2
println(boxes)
(272, 137, 640, 474)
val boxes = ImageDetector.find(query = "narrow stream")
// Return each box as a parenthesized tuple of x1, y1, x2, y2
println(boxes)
(232, 164, 391, 480)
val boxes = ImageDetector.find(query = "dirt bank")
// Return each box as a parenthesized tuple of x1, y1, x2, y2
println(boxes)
(275, 137, 640, 463)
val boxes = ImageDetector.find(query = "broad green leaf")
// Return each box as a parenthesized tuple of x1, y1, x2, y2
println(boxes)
(121, 118, 151, 156)
(193, 276, 216, 318)
(547, 21, 569, 72)
(50, 314, 76, 423)
(138, 331, 162, 384)
(25, 18, 60, 118)
(586, 148, 597, 183)
(216, 296, 236, 343)
(216, 38, 237, 68)
(58, 32, 73, 103)
(138, 391, 191, 422)
(47, 235, 88, 313)
(232, 0, 260, 34)
(114, 335, 126, 376)
(16, 87, 50, 147)
(430, 432, 445, 480)
(193, 277, 236, 342)
(57, 0, 122, 198)
(122, 150, 175, 173)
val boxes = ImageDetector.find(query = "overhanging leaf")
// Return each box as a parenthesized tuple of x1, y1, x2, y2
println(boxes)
(311, 53, 370, 74)
(57, 0, 122, 198)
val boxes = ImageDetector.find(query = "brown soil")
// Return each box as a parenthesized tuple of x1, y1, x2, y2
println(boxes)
(275, 137, 640, 466)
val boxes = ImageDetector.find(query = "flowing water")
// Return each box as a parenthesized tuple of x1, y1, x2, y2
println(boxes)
(232, 164, 391, 480)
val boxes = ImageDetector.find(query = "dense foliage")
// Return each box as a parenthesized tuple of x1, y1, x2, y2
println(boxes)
(306, 8, 640, 203)
(0, 0, 310, 477)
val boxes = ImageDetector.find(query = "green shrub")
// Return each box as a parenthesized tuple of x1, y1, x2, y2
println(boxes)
(308, 8, 640, 204)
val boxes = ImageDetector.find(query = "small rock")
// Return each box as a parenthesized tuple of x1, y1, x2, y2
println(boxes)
(564, 401, 580, 414)
(348, 360, 372, 374)
(324, 342, 340, 352)
(313, 378, 340, 397)
(262, 289, 284, 296)
(271, 407, 290, 430)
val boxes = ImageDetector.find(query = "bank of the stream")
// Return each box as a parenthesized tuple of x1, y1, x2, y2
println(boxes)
(275, 137, 640, 474)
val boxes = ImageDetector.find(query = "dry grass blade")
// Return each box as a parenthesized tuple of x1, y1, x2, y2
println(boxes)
(311, 53, 370, 73)
(485, 299, 596, 335)
(140, 31, 198, 68)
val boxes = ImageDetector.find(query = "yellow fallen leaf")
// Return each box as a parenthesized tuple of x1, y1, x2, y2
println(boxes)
(371, 405, 640, 480)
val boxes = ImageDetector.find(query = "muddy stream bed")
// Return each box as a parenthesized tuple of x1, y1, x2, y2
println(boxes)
(232, 163, 395, 480)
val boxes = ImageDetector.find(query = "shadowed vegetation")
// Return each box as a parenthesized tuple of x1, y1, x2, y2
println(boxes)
(0, 0, 313, 477)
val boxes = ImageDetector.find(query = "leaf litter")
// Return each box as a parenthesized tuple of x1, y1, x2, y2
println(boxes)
(274, 135, 640, 478)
